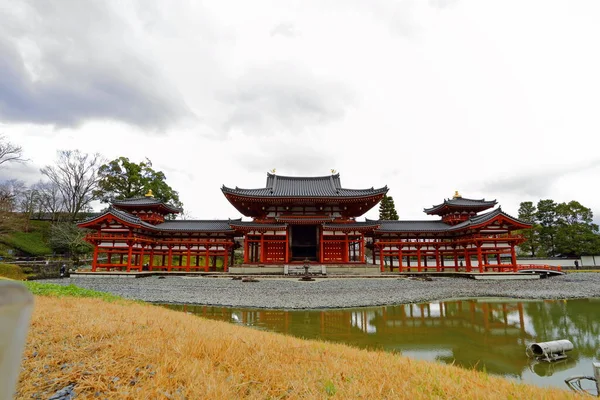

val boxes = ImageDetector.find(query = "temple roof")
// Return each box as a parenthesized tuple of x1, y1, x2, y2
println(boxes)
(222, 173, 388, 198)
(228, 221, 287, 231)
(79, 207, 157, 229)
(424, 196, 497, 215)
(112, 196, 181, 213)
(155, 220, 236, 232)
(372, 208, 530, 233)
(323, 221, 381, 231)
(372, 219, 451, 232)
(79, 208, 236, 233)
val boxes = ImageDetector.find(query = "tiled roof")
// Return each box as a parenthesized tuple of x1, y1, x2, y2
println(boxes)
(372, 219, 452, 232)
(371, 208, 530, 233)
(229, 221, 287, 230)
(112, 197, 181, 213)
(323, 221, 380, 230)
(155, 220, 236, 232)
(449, 208, 528, 230)
(222, 173, 388, 198)
(80, 209, 238, 233)
(424, 197, 497, 214)
(78, 207, 156, 229)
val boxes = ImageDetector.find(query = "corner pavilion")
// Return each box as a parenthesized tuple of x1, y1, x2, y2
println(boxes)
(79, 173, 538, 274)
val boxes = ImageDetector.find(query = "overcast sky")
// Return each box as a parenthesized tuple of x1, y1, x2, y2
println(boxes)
(1, 0, 599, 221)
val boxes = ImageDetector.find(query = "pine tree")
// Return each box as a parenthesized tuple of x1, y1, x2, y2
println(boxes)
(379, 194, 399, 220)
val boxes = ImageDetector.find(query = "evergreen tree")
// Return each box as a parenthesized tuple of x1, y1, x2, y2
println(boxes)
(379, 194, 399, 220)
(555, 201, 600, 256)
(95, 157, 183, 210)
(517, 201, 540, 257)
(536, 199, 558, 256)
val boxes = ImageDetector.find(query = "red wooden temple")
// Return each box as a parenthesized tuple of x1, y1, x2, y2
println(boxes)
(78, 173, 547, 274)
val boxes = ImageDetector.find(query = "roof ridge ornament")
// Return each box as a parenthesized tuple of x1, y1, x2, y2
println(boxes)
(145, 189, 154, 198)
(453, 190, 461, 199)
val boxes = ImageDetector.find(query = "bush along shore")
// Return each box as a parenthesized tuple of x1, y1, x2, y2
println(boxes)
(15, 282, 582, 399)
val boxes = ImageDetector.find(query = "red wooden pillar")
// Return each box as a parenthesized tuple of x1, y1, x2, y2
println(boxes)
(343, 233, 349, 263)
(260, 233, 265, 263)
(126, 241, 133, 272)
(186, 245, 191, 272)
(285, 230, 289, 263)
(139, 245, 145, 271)
(435, 245, 440, 272)
(319, 228, 324, 263)
(167, 245, 173, 272)
(107, 251, 112, 266)
(119, 253, 124, 265)
(379, 244, 385, 272)
(496, 252, 502, 266)
(398, 244, 404, 273)
(360, 233, 365, 263)
(244, 234, 249, 264)
(417, 245, 422, 272)
(511, 244, 517, 272)
(223, 245, 229, 272)
(92, 243, 99, 272)
(477, 242, 483, 273)
(464, 247, 471, 272)
(205, 245, 210, 272)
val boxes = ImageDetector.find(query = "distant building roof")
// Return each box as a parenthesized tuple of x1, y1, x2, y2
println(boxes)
(222, 173, 388, 198)
(424, 196, 497, 215)
(112, 197, 181, 214)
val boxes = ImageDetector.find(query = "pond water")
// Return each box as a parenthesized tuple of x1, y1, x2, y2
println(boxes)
(162, 298, 600, 389)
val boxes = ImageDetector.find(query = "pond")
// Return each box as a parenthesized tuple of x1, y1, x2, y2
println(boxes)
(162, 298, 600, 389)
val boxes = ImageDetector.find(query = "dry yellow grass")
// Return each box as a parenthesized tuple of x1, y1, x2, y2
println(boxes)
(18, 297, 581, 400)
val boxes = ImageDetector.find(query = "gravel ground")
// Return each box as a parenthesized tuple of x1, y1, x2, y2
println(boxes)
(41, 273, 600, 309)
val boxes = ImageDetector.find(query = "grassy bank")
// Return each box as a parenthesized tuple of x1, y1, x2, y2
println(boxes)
(0, 220, 52, 256)
(18, 295, 580, 399)
(0, 263, 27, 280)
(23, 281, 125, 301)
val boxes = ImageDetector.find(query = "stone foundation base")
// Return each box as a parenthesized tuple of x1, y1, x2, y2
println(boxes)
(229, 264, 380, 275)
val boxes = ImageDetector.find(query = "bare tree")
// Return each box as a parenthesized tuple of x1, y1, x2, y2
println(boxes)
(40, 150, 103, 221)
(0, 179, 27, 234)
(49, 222, 92, 264)
(33, 181, 65, 220)
(0, 179, 26, 212)
(0, 134, 27, 167)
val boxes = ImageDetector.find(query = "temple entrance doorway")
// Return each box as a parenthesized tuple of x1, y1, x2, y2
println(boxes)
(290, 225, 319, 261)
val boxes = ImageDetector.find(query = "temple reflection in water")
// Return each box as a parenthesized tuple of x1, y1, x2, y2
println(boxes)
(164, 298, 600, 385)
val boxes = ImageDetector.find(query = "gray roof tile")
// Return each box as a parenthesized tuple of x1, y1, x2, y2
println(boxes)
(229, 221, 287, 230)
(155, 220, 236, 232)
(424, 197, 496, 214)
(371, 208, 530, 233)
(112, 197, 181, 213)
(222, 173, 388, 198)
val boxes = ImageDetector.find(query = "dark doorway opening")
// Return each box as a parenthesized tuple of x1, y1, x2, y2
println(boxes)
(290, 225, 318, 261)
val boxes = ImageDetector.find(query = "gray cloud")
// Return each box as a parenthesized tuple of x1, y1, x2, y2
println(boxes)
(219, 63, 353, 136)
(0, 1, 192, 130)
(480, 159, 600, 197)
(0, 162, 41, 184)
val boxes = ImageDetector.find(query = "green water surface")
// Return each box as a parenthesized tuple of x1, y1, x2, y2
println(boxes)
(163, 298, 600, 389)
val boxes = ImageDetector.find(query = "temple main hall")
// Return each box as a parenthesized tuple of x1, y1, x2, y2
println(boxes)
(79, 172, 540, 274)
